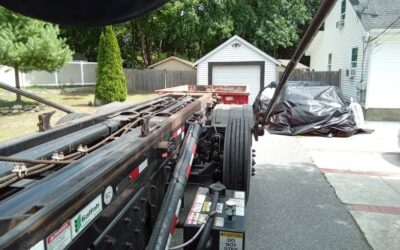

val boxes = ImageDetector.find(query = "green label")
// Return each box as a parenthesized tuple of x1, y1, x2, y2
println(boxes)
(71, 195, 102, 238)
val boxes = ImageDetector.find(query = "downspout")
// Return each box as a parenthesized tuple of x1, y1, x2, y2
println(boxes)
(358, 31, 370, 105)
(364, 34, 374, 110)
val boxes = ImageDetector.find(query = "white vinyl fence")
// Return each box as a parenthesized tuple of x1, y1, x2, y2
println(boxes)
(0, 61, 97, 87)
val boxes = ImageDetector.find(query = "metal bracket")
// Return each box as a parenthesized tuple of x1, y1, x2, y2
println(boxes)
(12, 163, 28, 178)
(37, 111, 56, 132)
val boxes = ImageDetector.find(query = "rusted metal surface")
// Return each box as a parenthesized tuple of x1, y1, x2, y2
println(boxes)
(37, 111, 56, 131)
(155, 85, 248, 95)
(0, 93, 210, 249)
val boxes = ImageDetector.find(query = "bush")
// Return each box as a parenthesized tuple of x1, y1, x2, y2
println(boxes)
(95, 26, 127, 104)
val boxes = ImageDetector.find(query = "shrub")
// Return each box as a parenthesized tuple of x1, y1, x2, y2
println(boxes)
(95, 26, 127, 104)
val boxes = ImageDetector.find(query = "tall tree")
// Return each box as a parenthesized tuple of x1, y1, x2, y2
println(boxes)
(0, 7, 72, 101)
(59, 0, 321, 68)
(59, 27, 101, 61)
(95, 26, 127, 104)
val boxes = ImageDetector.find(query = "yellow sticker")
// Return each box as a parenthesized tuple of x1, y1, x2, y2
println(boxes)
(202, 201, 211, 212)
(219, 231, 243, 249)
(220, 231, 243, 239)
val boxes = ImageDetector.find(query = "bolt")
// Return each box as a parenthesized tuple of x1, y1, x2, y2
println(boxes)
(133, 206, 139, 211)
(125, 242, 133, 248)
(124, 217, 131, 224)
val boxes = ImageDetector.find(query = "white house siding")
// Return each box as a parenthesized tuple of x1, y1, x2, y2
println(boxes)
(197, 38, 277, 87)
(366, 35, 400, 108)
(306, 0, 368, 103)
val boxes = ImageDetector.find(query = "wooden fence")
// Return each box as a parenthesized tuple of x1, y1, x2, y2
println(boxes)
(279, 70, 341, 87)
(124, 69, 197, 93)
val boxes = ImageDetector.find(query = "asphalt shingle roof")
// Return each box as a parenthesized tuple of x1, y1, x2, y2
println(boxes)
(350, 0, 400, 30)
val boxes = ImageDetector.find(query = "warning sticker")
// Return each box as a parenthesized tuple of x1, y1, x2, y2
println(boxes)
(186, 211, 200, 224)
(214, 217, 224, 227)
(236, 207, 245, 216)
(198, 214, 208, 224)
(194, 194, 206, 205)
(230, 198, 245, 208)
(46, 221, 72, 250)
(71, 195, 103, 238)
(193, 203, 203, 213)
(219, 231, 243, 250)
(234, 191, 245, 200)
(216, 203, 224, 213)
(202, 201, 211, 212)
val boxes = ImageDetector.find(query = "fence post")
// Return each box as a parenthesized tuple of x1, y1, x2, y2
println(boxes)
(80, 61, 85, 85)
(54, 71, 59, 86)
(164, 69, 167, 89)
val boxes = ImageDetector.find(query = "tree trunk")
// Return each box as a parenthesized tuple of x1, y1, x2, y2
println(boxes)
(14, 65, 21, 102)
(145, 37, 152, 66)
(130, 20, 137, 68)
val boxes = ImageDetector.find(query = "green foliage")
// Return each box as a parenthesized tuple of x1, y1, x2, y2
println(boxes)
(95, 26, 127, 104)
(60, 0, 321, 68)
(0, 6, 72, 72)
(59, 27, 101, 61)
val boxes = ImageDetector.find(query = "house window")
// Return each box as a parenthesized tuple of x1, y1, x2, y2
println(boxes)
(351, 48, 358, 69)
(340, 0, 346, 20)
(328, 53, 332, 71)
(349, 47, 358, 77)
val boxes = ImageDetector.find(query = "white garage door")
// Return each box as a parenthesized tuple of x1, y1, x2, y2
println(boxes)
(212, 65, 261, 104)
(367, 38, 400, 108)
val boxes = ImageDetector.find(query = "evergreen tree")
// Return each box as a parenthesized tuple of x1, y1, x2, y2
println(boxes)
(95, 26, 127, 104)
(0, 7, 72, 101)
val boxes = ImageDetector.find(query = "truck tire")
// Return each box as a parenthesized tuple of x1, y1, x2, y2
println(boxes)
(56, 112, 89, 125)
(223, 117, 252, 201)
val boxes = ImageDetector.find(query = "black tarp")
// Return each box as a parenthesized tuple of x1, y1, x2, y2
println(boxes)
(260, 82, 370, 137)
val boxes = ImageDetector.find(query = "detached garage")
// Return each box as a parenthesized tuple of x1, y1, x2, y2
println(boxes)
(195, 35, 280, 103)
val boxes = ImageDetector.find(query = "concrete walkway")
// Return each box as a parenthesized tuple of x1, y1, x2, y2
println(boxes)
(297, 122, 400, 250)
(247, 133, 370, 249)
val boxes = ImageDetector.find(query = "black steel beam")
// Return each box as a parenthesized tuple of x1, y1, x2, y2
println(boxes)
(147, 123, 201, 250)
(0, 119, 121, 177)
(0, 95, 204, 249)
(0, 96, 172, 156)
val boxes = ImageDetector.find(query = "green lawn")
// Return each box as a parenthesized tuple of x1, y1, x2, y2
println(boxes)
(0, 90, 156, 142)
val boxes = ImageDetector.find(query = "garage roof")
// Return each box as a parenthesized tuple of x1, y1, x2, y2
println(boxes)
(194, 35, 281, 66)
(148, 56, 196, 69)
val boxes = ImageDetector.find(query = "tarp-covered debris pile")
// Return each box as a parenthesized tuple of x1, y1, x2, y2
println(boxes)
(264, 82, 371, 137)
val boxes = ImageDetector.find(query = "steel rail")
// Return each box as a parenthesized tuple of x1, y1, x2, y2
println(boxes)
(147, 123, 201, 250)
(0, 96, 197, 187)
(0, 94, 207, 249)
(0, 95, 174, 157)
(261, 0, 338, 125)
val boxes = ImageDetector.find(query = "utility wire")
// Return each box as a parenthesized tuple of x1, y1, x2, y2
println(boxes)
(369, 15, 400, 43)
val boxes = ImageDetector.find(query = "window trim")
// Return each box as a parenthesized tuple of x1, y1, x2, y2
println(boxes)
(340, 0, 346, 21)
(327, 53, 332, 71)
(350, 47, 358, 69)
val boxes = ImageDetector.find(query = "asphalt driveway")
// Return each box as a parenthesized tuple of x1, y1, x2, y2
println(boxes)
(246, 133, 370, 249)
